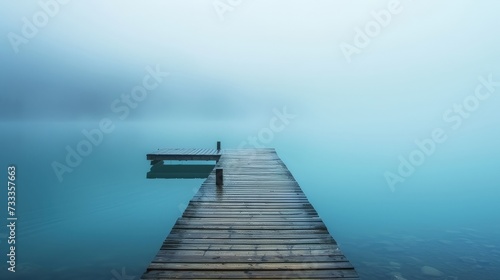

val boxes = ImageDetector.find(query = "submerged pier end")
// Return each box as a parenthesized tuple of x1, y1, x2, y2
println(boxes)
(142, 145, 358, 279)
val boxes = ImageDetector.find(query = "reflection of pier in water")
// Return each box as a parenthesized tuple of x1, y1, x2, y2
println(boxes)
(147, 164, 216, 179)
(142, 142, 358, 279)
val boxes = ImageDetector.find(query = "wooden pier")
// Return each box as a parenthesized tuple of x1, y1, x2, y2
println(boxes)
(142, 147, 358, 279)
(147, 148, 222, 162)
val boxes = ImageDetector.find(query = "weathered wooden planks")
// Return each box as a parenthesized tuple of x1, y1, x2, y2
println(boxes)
(147, 148, 222, 161)
(141, 148, 358, 279)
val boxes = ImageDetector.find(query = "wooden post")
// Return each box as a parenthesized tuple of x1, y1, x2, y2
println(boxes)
(216, 141, 221, 151)
(216, 168, 223, 186)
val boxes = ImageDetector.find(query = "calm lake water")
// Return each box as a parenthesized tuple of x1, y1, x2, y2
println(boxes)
(0, 120, 499, 280)
(2, 1, 500, 279)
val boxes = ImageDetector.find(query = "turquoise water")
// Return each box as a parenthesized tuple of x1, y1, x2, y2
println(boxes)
(0, 120, 499, 279)
(2, 1, 500, 279)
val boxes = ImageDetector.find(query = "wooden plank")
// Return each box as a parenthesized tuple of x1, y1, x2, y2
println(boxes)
(141, 149, 358, 279)
(172, 224, 327, 231)
(152, 255, 350, 263)
(168, 229, 328, 235)
(162, 238, 336, 245)
(142, 269, 359, 279)
(147, 261, 354, 270)
(175, 217, 324, 222)
(181, 209, 318, 214)
(160, 244, 342, 251)
(179, 214, 319, 219)
(155, 248, 343, 257)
